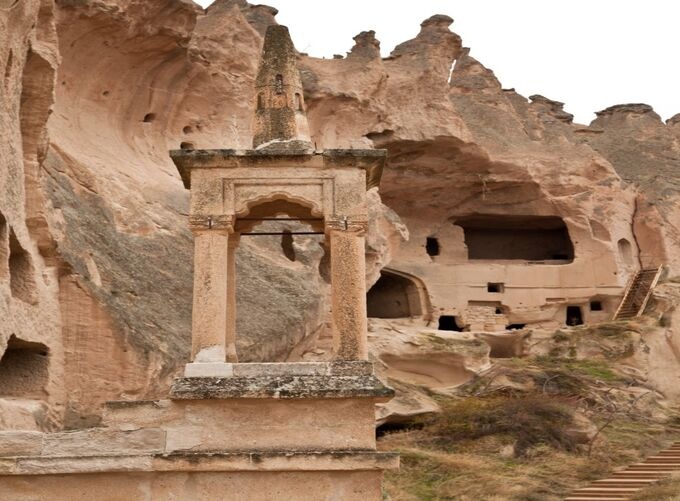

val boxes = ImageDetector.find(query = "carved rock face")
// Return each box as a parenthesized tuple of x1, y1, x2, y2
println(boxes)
(1, 0, 679, 431)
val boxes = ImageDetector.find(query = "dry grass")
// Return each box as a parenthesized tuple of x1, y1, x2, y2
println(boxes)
(630, 474, 680, 500)
(380, 355, 677, 500)
(420, 395, 577, 457)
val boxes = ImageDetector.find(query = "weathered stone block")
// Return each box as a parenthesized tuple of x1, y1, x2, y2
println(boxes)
(42, 429, 166, 456)
(0, 431, 43, 457)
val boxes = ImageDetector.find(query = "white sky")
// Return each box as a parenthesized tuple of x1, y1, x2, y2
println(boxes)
(196, 0, 679, 124)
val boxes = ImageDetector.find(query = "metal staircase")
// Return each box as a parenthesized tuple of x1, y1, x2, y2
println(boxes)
(613, 266, 663, 320)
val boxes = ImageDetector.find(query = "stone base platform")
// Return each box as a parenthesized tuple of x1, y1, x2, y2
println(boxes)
(0, 470, 388, 500)
(0, 450, 397, 500)
(0, 362, 398, 500)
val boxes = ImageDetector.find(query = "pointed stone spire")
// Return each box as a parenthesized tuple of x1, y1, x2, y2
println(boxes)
(252, 25, 313, 151)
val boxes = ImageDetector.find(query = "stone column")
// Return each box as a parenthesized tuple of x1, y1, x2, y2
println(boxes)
(226, 234, 240, 363)
(190, 228, 230, 362)
(329, 221, 369, 360)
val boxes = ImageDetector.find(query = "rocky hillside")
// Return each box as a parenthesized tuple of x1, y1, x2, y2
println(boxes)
(1, 0, 679, 436)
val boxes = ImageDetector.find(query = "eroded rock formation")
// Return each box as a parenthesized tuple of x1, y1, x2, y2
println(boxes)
(1, 0, 679, 430)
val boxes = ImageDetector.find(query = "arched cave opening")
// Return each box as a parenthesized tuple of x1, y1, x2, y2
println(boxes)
(618, 238, 633, 266)
(438, 315, 463, 332)
(8, 228, 38, 304)
(566, 306, 584, 326)
(367, 270, 424, 319)
(454, 215, 574, 262)
(0, 335, 49, 398)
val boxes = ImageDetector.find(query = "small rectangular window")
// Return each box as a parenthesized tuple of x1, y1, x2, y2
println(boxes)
(590, 301, 603, 311)
(487, 283, 504, 293)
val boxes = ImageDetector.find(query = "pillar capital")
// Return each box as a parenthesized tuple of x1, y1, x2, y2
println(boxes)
(189, 214, 235, 234)
(326, 216, 369, 235)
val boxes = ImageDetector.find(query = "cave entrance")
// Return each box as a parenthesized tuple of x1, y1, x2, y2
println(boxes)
(0, 335, 49, 398)
(425, 237, 440, 257)
(618, 238, 633, 266)
(367, 269, 424, 319)
(566, 306, 583, 327)
(438, 315, 463, 332)
(454, 215, 574, 262)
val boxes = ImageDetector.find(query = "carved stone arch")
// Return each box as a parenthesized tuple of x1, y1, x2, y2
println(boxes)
(235, 191, 324, 218)
(234, 192, 324, 234)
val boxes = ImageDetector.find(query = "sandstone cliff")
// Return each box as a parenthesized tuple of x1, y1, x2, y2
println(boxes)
(1, 0, 678, 430)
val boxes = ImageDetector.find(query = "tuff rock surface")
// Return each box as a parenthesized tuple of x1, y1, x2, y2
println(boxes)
(1, 0, 679, 429)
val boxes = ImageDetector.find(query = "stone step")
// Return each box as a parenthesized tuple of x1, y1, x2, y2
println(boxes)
(569, 493, 636, 499)
(565, 497, 629, 501)
(632, 461, 680, 466)
(622, 465, 676, 468)
(610, 472, 669, 477)
(592, 478, 656, 487)
(573, 488, 640, 493)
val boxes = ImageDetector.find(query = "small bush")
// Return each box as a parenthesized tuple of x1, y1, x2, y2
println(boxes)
(422, 395, 577, 457)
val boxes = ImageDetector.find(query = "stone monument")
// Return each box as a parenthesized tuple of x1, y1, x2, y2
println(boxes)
(0, 24, 397, 500)
(166, 23, 399, 496)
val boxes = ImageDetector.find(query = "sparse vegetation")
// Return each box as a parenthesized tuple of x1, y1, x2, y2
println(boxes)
(419, 395, 577, 457)
(630, 474, 680, 500)
(381, 353, 677, 500)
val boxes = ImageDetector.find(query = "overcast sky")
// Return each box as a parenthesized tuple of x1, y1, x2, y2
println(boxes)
(196, 0, 679, 125)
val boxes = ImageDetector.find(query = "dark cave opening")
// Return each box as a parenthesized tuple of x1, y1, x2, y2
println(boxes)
(455, 215, 574, 262)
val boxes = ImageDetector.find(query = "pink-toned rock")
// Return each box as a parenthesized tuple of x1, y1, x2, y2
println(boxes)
(1, 0, 679, 434)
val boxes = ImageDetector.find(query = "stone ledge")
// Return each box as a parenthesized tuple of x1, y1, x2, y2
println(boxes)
(169, 374, 394, 401)
(0, 451, 399, 475)
(184, 361, 374, 378)
(170, 148, 386, 190)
